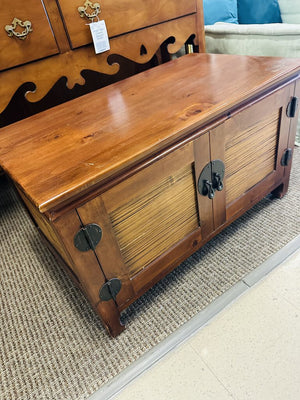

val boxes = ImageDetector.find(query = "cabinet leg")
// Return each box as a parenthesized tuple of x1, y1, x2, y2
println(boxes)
(96, 301, 125, 337)
(271, 177, 290, 199)
(271, 183, 286, 199)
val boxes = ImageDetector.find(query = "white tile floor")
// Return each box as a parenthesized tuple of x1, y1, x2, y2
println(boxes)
(113, 248, 300, 400)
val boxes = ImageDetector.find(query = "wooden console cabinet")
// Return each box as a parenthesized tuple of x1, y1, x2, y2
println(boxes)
(0, 53, 299, 336)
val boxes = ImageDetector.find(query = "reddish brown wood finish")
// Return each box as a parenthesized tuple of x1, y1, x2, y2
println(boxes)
(1, 54, 300, 336)
(53, 209, 125, 336)
(0, 15, 198, 117)
(4, 0, 299, 338)
(0, 54, 299, 213)
(42, 0, 71, 53)
(195, 0, 206, 52)
(76, 196, 135, 310)
(0, 0, 204, 122)
(273, 78, 300, 198)
(193, 133, 213, 235)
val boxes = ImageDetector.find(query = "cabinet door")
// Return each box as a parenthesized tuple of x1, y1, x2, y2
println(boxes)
(57, 0, 196, 49)
(0, 0, 59, 71)
(209, 83, 295, 228)
(75, 138, 210, 308)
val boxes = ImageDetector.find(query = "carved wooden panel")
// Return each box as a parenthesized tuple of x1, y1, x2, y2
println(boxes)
(0, 15, 197, 116)
(0, 56, 159, 128)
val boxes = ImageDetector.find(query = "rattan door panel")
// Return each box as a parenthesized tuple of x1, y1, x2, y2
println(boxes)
(74, 138, 211, 306)
(210, 83, 295, 226)
(109, 163, 198, 277)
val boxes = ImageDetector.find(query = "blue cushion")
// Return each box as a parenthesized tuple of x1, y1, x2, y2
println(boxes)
(237, 0, 282, 24)
(203, 0, 238, 25)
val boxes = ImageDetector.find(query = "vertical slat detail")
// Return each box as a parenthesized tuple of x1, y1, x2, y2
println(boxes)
(225, 110, 280, 203)
(110, 164, 198, 276)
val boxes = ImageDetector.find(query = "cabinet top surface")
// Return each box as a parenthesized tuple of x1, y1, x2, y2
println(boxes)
(0, 53, 300, 212)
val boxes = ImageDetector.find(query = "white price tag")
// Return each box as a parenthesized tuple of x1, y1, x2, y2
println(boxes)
(89, 20, 110, 54)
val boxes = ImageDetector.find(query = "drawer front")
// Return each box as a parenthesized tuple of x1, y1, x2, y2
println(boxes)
(57, 0, 196, 49)
(0, 0, 59, 71)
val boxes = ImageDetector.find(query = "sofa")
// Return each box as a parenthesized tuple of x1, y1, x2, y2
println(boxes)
(203, 0, 300, 145)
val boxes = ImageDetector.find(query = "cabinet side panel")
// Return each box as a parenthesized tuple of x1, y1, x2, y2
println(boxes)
(17, 188, 74, 268)
(109, 164, 198, 277)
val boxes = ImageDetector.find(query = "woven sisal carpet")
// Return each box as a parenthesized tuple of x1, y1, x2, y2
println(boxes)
(1, 147, 300, 400)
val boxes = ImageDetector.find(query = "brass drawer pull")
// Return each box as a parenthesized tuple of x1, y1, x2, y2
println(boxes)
(78, 0, 101, 21)
(5, 17, 32, 40)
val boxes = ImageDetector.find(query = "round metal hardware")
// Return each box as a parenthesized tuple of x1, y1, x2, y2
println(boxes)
(198, 160, 225, 199)
(99, 278, 122, 301)
(74, 223, 102, 252)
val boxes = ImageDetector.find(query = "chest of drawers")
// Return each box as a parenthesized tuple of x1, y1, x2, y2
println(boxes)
(0, 0, 204, 127)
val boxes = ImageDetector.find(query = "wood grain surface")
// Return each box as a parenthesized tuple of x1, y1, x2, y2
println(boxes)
(0, 15, 197, 115)
(58, 0, 196, 49)
(0, 53, 300, 212)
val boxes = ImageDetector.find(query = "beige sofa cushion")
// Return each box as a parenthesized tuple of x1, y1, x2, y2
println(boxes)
(205, 22, 300, 57)
(204, 22, 300, 145)
(278, 0, 300, 24)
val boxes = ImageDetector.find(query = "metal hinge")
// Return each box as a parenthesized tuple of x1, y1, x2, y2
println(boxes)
(74, 223, 102, 252)
(198, 160, 225, 199)
(281, 148, 293, 167)
(99, 278, 122, 301)
(286, 97, 299, 118)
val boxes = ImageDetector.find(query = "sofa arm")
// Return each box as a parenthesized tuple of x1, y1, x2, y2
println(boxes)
(205, 22, 300, 57)
(205, 22, 300, 145)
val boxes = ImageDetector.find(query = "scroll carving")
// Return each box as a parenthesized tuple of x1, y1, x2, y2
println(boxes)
(0, 15, 197, 115)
